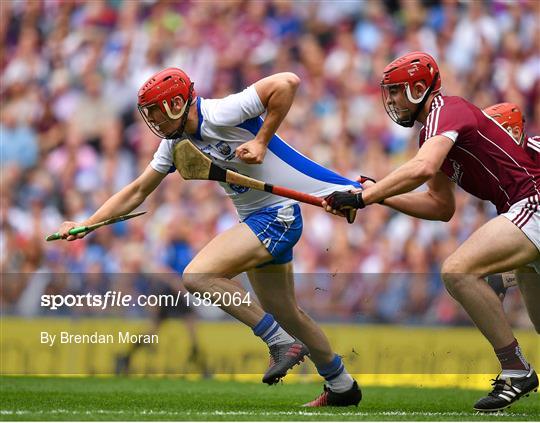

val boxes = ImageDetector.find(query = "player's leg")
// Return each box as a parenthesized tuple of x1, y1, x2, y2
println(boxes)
(248, 263, 361, 406)
(248, 263, 334, 365)
(486, 272, 517, 301)
(182, 222, 273, 326)
(247, 268, 311, 384)
(441, 216, 537, 346)
(440, 215, 539, 411)
(516, 265, 540, 334)
(237, 202, 357, 399)
(182, 220, 303, 379)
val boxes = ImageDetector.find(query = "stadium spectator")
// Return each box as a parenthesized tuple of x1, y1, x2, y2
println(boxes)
(1, 0, 537, 363)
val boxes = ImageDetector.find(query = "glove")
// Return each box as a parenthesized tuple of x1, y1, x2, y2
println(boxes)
(356, 175, 385, 205)
(325, 191, 366, 210)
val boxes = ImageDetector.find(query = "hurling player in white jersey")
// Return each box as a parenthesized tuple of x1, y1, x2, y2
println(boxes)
(56, 68, 362, 407)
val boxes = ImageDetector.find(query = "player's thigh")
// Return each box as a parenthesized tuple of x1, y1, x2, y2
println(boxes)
(185, 223, 273, 278)
(248, 262, 299, 313)
(516, 265, 540, 333)
(443, 216, 539, 277)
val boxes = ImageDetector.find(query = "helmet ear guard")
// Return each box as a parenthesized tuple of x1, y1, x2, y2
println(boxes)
(166, 82, 194, 140)
(405, 80, 431, 104)
(163, 96, 189, 120)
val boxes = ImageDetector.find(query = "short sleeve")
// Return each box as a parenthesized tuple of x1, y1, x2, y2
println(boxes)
(150, 139, 175, 174)
(526, 136, 540, 154)
(424, 98, 473, 144)
(201, 85, 266, 126)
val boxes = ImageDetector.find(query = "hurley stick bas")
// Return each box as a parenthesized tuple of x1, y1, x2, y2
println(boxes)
(172, 139, 357, 223)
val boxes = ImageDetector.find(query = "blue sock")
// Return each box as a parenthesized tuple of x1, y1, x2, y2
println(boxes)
(253, 313, 295, 346)
(316, 354, 354, 393)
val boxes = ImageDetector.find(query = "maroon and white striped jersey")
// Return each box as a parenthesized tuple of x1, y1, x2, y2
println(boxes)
(419, 94, 540, 214)
(524, 135, 540, 163)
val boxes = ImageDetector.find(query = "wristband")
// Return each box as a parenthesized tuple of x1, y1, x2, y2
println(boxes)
(355, 192, 366, 209)
(358, 176, 384, 205)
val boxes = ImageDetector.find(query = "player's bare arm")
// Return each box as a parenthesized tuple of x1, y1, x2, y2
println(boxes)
(362, 135, 453, 204)
(236, 73, 300, 164)
(323, 135, 454, 213)
(58, 166, 166, 241)
(382, 170, 456, 221)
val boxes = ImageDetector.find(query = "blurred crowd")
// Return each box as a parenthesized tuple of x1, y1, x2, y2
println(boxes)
(1, 0, 538, 328)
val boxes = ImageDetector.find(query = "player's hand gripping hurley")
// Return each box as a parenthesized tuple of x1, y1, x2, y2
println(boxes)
(45, 211, 147, 241)
(172, 139, 357, 223)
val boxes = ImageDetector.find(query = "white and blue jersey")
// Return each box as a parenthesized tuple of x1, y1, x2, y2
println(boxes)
(150, 85, 360, 264)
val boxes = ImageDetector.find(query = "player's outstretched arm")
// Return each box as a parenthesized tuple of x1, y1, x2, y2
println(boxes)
(382, 171, 456, 221)
(323, 135, 454, 217)
(361, 135, 454, 205)
(236, 73, 300, 164)
(58, 166, 166, 241)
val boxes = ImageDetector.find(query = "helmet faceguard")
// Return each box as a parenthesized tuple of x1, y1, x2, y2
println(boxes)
(137, 68, 195, 139)
(380, 52, 441, 127)
(381, 83, 415, 127)
(483, 102, 525, 145)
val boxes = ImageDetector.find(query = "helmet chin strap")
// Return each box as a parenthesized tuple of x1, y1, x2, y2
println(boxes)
(166, 82, 195, 139)
(399, 72, 439, 128)
(517, 130, 525, 146)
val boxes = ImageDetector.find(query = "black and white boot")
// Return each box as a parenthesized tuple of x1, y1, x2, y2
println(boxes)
(474, 369, 538, 412)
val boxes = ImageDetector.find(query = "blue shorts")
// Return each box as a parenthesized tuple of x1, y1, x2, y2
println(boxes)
(243, 204, 303, 266)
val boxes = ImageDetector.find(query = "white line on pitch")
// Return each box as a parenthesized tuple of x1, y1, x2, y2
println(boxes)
(0, 409, 530, 417)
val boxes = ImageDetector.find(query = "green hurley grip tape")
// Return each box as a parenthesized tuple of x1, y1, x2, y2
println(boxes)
(45, 211, 145, 242)
(45, 226, 90, 241)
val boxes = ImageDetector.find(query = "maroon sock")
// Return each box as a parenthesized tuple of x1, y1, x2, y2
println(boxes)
(495, 339, 530, 371)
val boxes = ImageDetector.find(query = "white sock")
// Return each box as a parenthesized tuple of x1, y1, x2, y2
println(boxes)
(326, 369, 354, 393)
(501, 368, 531, 379)
(317, 354, 354, 393)
(261, 321, 295, 346)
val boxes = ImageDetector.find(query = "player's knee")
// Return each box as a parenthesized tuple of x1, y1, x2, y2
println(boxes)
(441, 258, 467, 294)
(182, 268, 207, 294)
(182, 274, 203, 294)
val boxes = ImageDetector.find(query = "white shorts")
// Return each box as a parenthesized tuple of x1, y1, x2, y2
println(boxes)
(502, 195, 540, 273)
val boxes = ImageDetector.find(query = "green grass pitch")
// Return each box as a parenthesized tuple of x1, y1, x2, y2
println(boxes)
(1, 377, 538, 421)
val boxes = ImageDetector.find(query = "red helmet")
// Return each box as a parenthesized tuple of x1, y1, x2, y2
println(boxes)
(483, 102, 524, 145)
(137, 67, 195, 139)
(380, 52, 441, 127)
